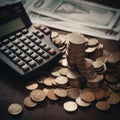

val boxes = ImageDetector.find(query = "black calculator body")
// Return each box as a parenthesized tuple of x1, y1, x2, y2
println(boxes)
(0, 2, 61, 77)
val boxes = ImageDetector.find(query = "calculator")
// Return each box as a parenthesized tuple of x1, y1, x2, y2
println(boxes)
(0, 2, 61, 77)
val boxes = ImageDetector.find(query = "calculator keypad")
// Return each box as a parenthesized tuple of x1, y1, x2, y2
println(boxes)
(0, 25, 61, 76)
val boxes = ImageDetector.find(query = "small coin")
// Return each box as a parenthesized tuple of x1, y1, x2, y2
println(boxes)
(63, 101, 78, 112)
(59, 67, 71, 76)
(30, 89, 46, 102)
(47, 89, 59, 100)
(80, 89, 95, 103)
(88, 38, 98, 47)
(106, 93, 120, 105)
(26, 81, 38, 90)
(96, 101, 110, 111)
(51, 67, 62, 77)
(94, 88, 105, 100)
(8, 103, 23, 115)
(51, 31, 59, 38)
(55, 76, 68, 85)
(54, 88, 67, 98)
(75, 97, 91, 107)
(67, 88, 80, 99)
(24, 96, 37, 108)
(43, 88, 50, 95)
(43, 77, 55, 86)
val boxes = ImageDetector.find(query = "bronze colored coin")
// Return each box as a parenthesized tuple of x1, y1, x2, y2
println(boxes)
(51, 31, 59, 38)
(67, 88, 80, 99)
(104, 89, 111, 98)
(59, 59, 68, 67)
(30, 89, 46, 102)
(24, 96, 37, 108)
(96, 101, 110, 111)
(92, 61, 104, 70)
(80, 89, 95, 103)
(8, 103, 23, 115)
(111, 52, 120, 59)
(26, 81, 38, 90)
(106, 93, 120, 105)
(94, 88, 105, 100)
(47, 89, 59, 100)
(88, 38, 98, 47)
(55, 76, 68, 85)
(51, 67, 62, 77)
(105, 73, 119, 84)
(85, 47, 97, 53)
(59, 67, 71, 76)
(109, 82, 120, 91)
(43, 76, 55, 86)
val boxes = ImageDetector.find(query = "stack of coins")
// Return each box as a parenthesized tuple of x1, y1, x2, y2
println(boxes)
(105, 52, 120, 91)
(66, 32, 86, 68)
(85, 38, 103, 60)
(66, 70, 83, 88)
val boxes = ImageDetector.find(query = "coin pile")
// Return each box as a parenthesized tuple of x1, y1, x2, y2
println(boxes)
(85, 38, 104, 60)
(105, 52, 120, 92)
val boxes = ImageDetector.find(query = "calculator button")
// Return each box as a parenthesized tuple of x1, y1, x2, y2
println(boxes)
(20, 36, 26, 41)
(39, 25, 46, 31)
(43, 45, 51, 51)
(0, 46, 7, 52)
(32, 46, 40, 51)
(21, 46, 29, 51)
(13, 39, 20, 45)
(21, 64, 30, 72)
(28, 60, 37, 68)
(41, 52, 50, 59)
(17, 42, 24, 48)
(15, 50, 22, 55)
(17, 60, 25, 66)
(20, 53, 27, 59)
(37, 49, 44, 55)
(39, 42, 46, 48)
(7, 43, 14, 48)
(30, 53, 38, 58)
(9, 35, 16, 41)
(37, 32, 44, 39)
(12, 57, 20, 63)
(11, 46, 18, 51)
(22, 29, 28, 34)
(3, 39, 9, 44)
(35, 56, 43, 64)
(8, 53, 16, 59)
(26, 49, 33, 55)
(28, 42, 35, 48)
(34, 39, 42, 44)
(32, 29, 39, 35)
(24, 39, 31, 44)
(43, 28, 51, 35)
(48, 49, 56, 55)
(29, 36, 37, 41)
(26, 33, 33, 38)
(16, 32, 22, 38)
(4, 49, 11, 55)
(24, 56, 32, 62)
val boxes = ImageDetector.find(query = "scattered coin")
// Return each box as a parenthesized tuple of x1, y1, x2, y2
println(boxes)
(96, 101, 110, 111)
(43, 88, 50, 95)
(26, 81, 38, 90)
(63, 101, 78, 112)
(8, 103, 23, 115)
(51, 67, 62, 77)
(94, 88, 105, 100)
(75, 97, 91, 107)
(54, 88, 67, 98)
(51, 31, 59, 38)
(88, 38, 98, 47)
(24, 96, 37, 108)
(30, 89, 46, 102)
(106, 93, 120, 105)
(55, 76, 68, 85)
(47, 89, 59, 100)
(43, 76, 56, 86)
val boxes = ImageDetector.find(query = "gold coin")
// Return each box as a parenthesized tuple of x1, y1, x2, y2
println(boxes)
(8, 103, 23, 115)
(94, 88, 105, 100)
(47, 89, 59, 100)
(43, 88, 50, 95)
(59, 67, 71, 76)
(96, 101, 110, 111)
(106, 93, 120, 105)
(88, 38, 98, 47)
(63, 101, 78, 112)
(26, 81, 38, 90)
(75, 97, 91, 107)
(54, 88, 67, 98)
(24, 96, 37, 108)
(51, 67, 62, 77)
(30, 89, 46, 102)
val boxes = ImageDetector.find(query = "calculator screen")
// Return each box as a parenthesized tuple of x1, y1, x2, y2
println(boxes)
(0, 17, 25, 38)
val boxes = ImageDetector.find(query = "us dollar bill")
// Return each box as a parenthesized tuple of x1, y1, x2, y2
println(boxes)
(29, 0, 120, 30)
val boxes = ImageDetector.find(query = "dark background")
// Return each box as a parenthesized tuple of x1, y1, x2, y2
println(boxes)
(0, 0, 120, 120)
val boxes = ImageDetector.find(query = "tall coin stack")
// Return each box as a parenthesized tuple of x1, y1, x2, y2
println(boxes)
(67, 32, 102, 88)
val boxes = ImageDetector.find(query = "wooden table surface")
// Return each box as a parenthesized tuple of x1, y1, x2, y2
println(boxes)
(0, 0, 120, 120)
